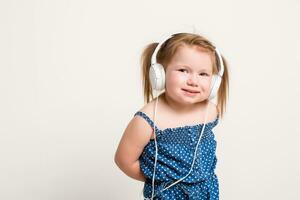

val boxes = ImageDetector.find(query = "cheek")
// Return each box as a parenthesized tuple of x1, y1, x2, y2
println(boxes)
(201, 79, 211, 87)
(198, 78, 213, 91)
(166, 72, 185, 88)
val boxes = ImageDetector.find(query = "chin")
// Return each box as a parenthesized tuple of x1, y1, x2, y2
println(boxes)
(179, 97, 198, 104)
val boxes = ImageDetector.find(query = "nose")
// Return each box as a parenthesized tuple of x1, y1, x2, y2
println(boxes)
(187, 74, 198, 87)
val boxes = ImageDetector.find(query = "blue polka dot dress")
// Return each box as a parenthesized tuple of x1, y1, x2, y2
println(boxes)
(134, 111, 220, 200)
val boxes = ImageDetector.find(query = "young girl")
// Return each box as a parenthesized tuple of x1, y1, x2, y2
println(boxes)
(115, 32, 229, 200)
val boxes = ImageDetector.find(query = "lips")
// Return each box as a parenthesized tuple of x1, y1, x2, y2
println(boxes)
(182, 88, 199, 93)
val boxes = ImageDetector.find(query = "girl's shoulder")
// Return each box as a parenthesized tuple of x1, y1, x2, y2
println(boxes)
(206, 101, 219, 122)
(120, 102, 155, 146)
(137, 100, 157, 119)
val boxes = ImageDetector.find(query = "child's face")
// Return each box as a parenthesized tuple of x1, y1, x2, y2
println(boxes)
(165, 45, 214, 107)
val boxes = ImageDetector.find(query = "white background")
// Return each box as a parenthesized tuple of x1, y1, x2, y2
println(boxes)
(0, 0, 299, 199)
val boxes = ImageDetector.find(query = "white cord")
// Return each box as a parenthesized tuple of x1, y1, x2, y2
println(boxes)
(150, 90, 159, 199)
(146, 99, 210, 199)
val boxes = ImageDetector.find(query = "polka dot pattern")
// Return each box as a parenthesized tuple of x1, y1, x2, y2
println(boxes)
(135, 111, 219, 200)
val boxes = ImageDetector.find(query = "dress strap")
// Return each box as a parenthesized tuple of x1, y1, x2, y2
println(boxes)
(134, 111, 160, 133)
(208, 115, 219, 129)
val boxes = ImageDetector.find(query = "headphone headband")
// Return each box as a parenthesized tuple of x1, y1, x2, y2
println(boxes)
(151, 33, 224, 77)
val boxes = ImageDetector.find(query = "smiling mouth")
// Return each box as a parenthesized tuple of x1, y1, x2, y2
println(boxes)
(182, 89, 200, 93)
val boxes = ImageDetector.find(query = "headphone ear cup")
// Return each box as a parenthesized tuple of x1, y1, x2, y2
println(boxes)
(149, 63, 166, 91)
(209, 75, 222, 100)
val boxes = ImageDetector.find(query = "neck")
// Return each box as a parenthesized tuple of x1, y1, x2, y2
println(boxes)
(161, 92, 208, 114)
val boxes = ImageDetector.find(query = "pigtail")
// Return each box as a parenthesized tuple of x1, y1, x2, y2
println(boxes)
(217, 55, 229, 118)
(140, 43, 159, 104)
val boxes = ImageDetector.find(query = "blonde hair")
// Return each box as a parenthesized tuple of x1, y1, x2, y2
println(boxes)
(140, 33, 229, 118)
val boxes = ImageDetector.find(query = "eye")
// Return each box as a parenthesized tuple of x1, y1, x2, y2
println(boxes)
(178, 69, 188, 73)
(199, 72, 209, 76)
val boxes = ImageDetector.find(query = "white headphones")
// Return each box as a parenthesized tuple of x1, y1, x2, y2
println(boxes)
(149, 33, 224, 100)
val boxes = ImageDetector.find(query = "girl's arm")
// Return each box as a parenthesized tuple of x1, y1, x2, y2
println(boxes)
(114, 114, 153, 182)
